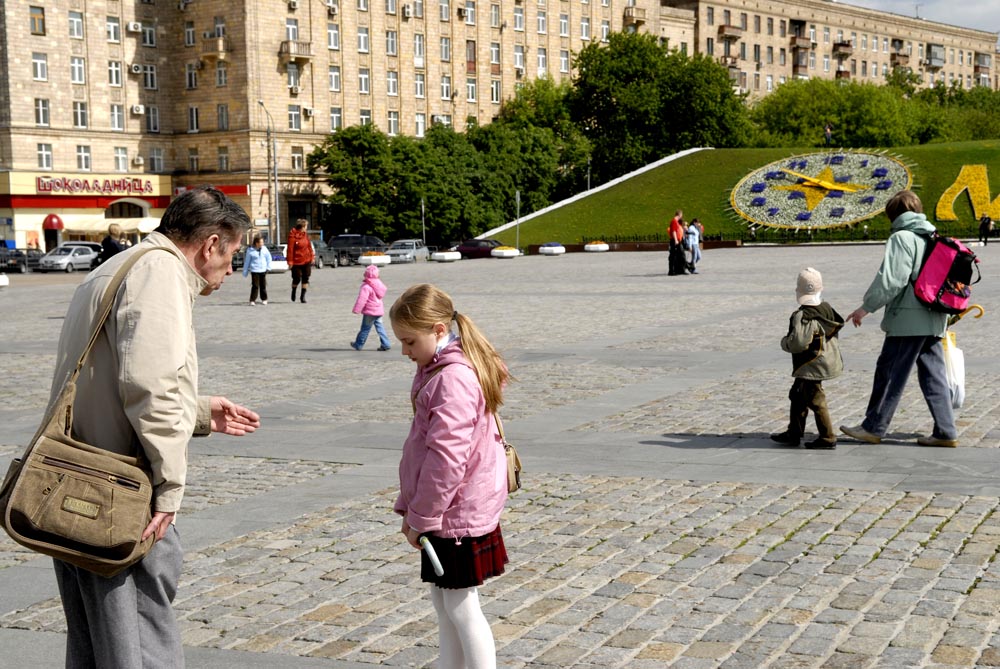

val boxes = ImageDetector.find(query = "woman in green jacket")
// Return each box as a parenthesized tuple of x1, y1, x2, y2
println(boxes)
(839, 190, 957, 448)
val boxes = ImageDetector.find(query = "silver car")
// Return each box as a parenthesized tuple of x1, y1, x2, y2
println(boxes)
(37, 245, 99, 273)
(386, 239, 430, 263)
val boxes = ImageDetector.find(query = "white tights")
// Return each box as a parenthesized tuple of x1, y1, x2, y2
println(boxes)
(430, 585, 497, 669)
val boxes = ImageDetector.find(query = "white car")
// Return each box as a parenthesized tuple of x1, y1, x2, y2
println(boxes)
(268, 245, 290, 273)
(36, 245, 99, 273)
(386, 239, 430, 263)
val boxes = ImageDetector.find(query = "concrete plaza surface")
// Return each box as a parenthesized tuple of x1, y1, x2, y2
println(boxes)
(0, 242, 998, 668)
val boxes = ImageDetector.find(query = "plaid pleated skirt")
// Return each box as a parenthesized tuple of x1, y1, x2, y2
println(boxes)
(420, 524, 508, 589)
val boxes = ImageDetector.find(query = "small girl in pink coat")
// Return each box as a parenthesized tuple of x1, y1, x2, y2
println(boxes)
(350, 265, 392, 351)
(390, 283, 510, 669)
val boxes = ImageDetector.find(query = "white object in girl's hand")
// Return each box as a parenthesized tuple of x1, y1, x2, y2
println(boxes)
(419, 536, 445, 577)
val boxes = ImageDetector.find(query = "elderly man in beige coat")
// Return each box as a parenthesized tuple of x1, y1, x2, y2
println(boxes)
(48, 186, 261, 668)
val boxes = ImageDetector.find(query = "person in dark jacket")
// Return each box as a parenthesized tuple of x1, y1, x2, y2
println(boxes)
(979, 215, 993, 246)
(100, 223, 125, 264)
(771, 267, 845, 450)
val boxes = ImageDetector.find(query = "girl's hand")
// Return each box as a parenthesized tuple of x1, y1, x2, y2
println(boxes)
(401, 520, 421, 549)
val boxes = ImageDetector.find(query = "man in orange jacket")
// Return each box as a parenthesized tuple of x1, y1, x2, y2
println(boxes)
(287, 218, 315, 303)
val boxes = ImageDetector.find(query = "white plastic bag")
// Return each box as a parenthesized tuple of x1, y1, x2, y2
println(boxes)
(942, 330, 965, 409)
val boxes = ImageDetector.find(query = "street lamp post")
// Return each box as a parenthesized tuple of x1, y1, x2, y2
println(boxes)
(258, 100, 281, 243)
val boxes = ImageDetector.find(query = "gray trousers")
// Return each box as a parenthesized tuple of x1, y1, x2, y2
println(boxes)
(862, 335, 957, 440)
(54, 525, 184, 669)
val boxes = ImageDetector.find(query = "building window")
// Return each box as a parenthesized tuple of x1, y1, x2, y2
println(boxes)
(387, 70, 398, 95)
(37, 143, 53, 170)
(143, 64, 158, 90)
(71, 57, 86, 84)
(286, 19, 299, 41)
(823, 54, 830, 72)
(415, 72, 425, 97)
(329, 65, 341, 91)
(106, 61, 122, 86)
(537, 10, 546, 33)
(415, 33, 425, 63)
(288, 62, 300, 88)
(150, 147, 164, 172)
(73, 101, 88, 128)
(580, 17, 589, 40)
(766, 17, 773, 35)
(766, 46, 773, 64)
(218, 146, 230, 172)
(780, 48, 786, 66)
(358, 0, 368, 10)
(559, 13, 568, 36)
(490, 79, 500, 103)
(766, 74, 773, 91)
(387, 111, 399, 136)
(188, 106, 200, 132)
(213, 16, 226, 37)
(601, 20, 609, 42)
(414, 0, 424, 17)
(387, 30, 398, 55)
(147, 106, 160, 132)
(288, 105, 301, 130)
(537, 47, 547, 73)
(69, 11, 84, 39)
(464, 1, 476, 25)
(415, 112, 426, 137)
(490, 4, 500, 27)
(359, 68, 370, 93)
(114, 147, 128, 172)
(439, 0, 449, 21)
(754, 15, 761, 33)
(706, 7, 713, 25)
(185, 21, 195, 46)
(360, 109, 372, 125)
(514, 45, 524, 69)
(142, 24, 156, 47)
(514, 7, 523, 31)
(216, 61, 228, 86)
(106, 17, 121, 42)
(706, 38, 713, 56)
(218, 104, 230, 130)
(490, 42, 500, 64)
(441, 74, 451, 99)
(35, 98, 50, 126)
(467, 77, 476, 100)
(111, 104, 125, 131)
(77, 145, 92, 171)
(188, 148, 199, 172)
(386, 0, 398, 14)
(328, 23, 340, 50)
(358, 27, 370, 52)
(291, 146, 304, 171)
(559, 49, 569, 73)
(330, 107, 343, 131)
(779, 20, 786, 37)
(30, 6, 46, 35)
(441, 37, 451, 61)
(186, 63, 198, 89)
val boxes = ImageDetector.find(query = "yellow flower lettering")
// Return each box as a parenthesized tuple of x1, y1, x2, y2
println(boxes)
(935, 165, 1000, 222)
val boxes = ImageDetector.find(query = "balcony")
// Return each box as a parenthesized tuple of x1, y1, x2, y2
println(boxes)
(832, 41, 853, 58)
(890, 51, 910, 67)
(279, 40, 313, 63)
(718, 55, 739, 72)
(623, 6, 646, 28)
(924, 57, 944, 71)
(717, 24, 743, 40)
(835, 69, 851, 80)
(200, 36, 232, 61)
(790, 35, 812, 50)
(975, 62, 991, 75)
(792, 62, 809, 76)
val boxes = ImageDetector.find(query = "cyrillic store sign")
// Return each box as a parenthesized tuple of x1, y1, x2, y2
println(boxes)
(36, 177, 155, 196)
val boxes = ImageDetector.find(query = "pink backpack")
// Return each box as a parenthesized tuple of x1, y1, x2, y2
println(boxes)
(913, 233, 980, 315)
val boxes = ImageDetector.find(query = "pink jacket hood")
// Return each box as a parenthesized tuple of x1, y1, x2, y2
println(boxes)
(394, 339, 507, 539)
(352, 268, 387, 316)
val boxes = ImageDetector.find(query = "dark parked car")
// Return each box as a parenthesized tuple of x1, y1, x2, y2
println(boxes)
(453, 238, 502, 259)
(0, 248, 43, 273)
(317, 234, 387, 266)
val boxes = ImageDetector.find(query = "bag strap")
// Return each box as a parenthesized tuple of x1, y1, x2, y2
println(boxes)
(410, 365, 447, 414)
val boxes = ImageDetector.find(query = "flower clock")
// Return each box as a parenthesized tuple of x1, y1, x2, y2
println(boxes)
(730, 151, 913, 229)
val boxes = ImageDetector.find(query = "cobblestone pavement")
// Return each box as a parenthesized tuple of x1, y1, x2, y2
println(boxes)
(1, 242, 998, 667)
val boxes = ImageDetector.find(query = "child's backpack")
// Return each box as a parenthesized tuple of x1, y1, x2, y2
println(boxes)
(913, 233, 981, 315)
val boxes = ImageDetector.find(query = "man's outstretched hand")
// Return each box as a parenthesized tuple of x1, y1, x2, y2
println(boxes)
(210, 396, 261, 436)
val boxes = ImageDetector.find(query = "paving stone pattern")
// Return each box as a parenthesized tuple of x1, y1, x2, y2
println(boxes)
(7, 474, 1000, 668)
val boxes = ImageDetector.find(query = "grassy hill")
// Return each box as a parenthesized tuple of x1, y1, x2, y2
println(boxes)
(492, 140, 1000, 247)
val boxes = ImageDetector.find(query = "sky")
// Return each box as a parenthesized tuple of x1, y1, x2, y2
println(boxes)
(845, 0, 1000, 35)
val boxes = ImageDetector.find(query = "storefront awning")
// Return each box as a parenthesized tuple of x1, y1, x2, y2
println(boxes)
(110, 217, 161, 234)
(42, 214, 64, 230)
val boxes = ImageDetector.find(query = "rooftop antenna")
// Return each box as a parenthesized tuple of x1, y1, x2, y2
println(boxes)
(915, 3, 922, 18)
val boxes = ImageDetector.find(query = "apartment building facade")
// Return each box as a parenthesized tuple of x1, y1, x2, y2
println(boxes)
(0, 0, 995, 247)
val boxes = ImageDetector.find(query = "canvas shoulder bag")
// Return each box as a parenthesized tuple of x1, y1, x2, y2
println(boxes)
(411, 365, 523, 493)
(0, 246, 175, 578)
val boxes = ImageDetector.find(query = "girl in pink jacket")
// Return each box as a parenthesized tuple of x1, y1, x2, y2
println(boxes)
(390, 283, 509, 669)
(350, 265, 392, 351)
